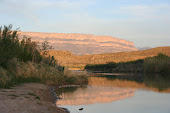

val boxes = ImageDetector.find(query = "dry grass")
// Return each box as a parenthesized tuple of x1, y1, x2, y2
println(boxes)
(0, 58, 88, 88)
(0, 67, 11, 86)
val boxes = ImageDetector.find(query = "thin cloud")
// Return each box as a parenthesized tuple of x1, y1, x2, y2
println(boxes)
(0, 0, 96, 22)
(0, 0, 40, 23)
(38, 0, 96, 9)
(114, 4, 170, 18)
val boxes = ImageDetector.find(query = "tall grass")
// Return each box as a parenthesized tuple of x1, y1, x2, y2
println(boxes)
(0, 67, 11, 87)
(0, 58, 88, 88)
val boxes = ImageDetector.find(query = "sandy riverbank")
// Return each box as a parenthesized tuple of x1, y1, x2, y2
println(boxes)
(0, 83, 68, 113)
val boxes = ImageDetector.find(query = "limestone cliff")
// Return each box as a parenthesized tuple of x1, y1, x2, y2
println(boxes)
(19, 32, 138, 55)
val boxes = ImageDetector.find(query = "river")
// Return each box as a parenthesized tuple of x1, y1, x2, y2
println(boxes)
(55, 73, 170, 113)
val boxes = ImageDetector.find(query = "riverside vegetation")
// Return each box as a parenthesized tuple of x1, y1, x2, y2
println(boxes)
(85, 53, 170, 74)
(0, 25, 88, 88)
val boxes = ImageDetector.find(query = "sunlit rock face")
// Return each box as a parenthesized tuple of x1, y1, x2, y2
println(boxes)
(19, 32, 138, 55)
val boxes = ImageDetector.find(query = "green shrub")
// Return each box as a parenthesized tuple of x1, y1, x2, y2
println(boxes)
(144, 53, 170, 73)
(0, 25, 42, 68)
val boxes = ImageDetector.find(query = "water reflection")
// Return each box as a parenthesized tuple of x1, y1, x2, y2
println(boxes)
(56, 73, 170, 106)
(57, 85, 135, 105)
(99, 73, 170, 92)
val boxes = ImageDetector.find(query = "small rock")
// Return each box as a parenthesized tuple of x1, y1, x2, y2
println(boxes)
(79, 108, 83, 110)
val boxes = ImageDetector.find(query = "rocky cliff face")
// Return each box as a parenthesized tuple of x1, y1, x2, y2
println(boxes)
(19, 32, 138, 55)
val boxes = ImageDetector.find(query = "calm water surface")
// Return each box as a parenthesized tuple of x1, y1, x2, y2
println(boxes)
(56, 73, 170, 113)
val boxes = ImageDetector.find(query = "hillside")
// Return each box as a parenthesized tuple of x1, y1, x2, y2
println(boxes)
(19, 32, 138, 55)
(46, 47, 170, 70)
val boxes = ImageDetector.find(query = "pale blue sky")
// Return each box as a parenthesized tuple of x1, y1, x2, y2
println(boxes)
(0, 0, 170, 47)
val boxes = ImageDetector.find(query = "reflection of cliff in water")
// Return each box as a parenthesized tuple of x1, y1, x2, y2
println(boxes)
(56, 74, 170, 106)
(56, 86, 135, 106)
(56, 77, 136, 106)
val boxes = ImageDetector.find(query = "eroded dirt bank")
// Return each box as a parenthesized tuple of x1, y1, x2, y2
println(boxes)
(0, 83, 67, 113)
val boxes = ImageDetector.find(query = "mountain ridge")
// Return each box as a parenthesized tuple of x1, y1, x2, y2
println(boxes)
(19, 31, 138, 55)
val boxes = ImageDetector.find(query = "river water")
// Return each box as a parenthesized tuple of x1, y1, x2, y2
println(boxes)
(55, 73, 170, 113)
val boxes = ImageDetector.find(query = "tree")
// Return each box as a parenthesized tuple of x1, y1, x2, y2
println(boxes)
(0, 25, 20, 67)
(41, 38, 53, 55)
(20, 36, 42, 63)
(40, 38, 57, 67)
(0, 25, 42, 68)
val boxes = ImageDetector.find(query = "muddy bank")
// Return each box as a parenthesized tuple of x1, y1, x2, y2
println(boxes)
(0, 83, 68, 113)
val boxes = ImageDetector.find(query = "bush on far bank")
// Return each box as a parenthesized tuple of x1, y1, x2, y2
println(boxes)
(144, 53, 170, 73)
(85, 53, 170, 74)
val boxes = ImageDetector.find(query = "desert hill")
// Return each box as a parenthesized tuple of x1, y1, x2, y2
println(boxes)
(46, 47, 170, 70)
(19, 32, 138, 55)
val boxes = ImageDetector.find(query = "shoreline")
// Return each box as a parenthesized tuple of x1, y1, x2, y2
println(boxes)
(0, 83, 68, 113)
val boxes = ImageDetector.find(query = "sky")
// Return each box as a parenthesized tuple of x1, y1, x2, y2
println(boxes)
(0, 0, 170, 48)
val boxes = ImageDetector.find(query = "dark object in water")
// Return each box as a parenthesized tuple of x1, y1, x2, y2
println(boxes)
(79, 108, 83, 110)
